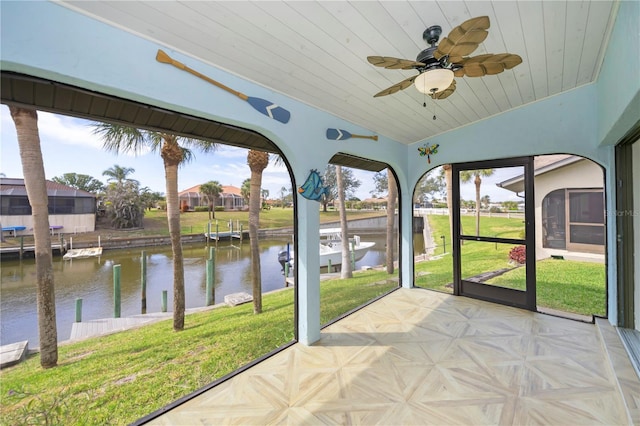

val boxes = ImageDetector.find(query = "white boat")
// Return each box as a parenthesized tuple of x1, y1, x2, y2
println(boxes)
(278, 228, 375, 271)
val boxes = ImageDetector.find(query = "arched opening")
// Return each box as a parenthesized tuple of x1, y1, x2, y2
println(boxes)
(1, 72, 299, 419)
(412, 155, 607, 320)
(317, 153, 401, 326)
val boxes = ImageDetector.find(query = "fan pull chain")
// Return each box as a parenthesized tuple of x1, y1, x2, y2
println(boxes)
(431, 89, 437, 120)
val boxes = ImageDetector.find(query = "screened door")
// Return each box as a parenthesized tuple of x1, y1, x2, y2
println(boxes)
(452, 157, 536, 310)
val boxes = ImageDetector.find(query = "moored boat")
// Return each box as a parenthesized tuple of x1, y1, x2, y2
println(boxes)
(278, 228, 375, 271)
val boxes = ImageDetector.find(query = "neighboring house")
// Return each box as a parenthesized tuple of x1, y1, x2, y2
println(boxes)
(0, 177, 96, 235)
(178, 185, 245, 211)
(497, 155, 604, 261)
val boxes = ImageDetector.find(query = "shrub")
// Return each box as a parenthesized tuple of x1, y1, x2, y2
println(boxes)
(214, 206, 225, 212)
(194, 206, 209, 212)
(509, 245, 526, 264)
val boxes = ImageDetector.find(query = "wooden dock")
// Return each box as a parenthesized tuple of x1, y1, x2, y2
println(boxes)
(63, 247, 103, 260)
(68, 305, 224, 342)
(0, 243, 65, 257)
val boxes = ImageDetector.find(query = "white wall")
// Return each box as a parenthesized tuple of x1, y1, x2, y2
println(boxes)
(633, 141, 640, 331)
(0, 213, 95, 235)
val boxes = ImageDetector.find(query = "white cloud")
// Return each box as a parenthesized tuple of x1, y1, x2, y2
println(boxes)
(38, 112, 104, 150)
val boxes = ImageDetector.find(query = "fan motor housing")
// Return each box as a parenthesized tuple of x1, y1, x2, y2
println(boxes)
(416, 47, 441, 70)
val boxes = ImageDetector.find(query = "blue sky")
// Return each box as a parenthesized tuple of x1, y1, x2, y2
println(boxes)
(1, 106, 519, 201)
(1, 106, 311, 199)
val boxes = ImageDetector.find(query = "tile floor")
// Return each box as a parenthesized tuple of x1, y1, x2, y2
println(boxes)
(148, 288, 638, 425)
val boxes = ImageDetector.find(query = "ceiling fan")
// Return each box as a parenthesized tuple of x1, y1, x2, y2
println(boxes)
(367, 16, 522, 100)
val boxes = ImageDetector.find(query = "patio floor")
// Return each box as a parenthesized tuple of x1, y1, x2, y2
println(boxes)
(147, 288, 639, 425)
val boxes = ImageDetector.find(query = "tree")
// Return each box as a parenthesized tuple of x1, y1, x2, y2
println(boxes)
(480, 194, 491, 209)
(336, 165, 352, 279)
(247, 149, 269, 314)
(10, 106, 58, 368)
(102, 164, 138, 185)
(92, 123, 216, 331)
(502, 200, 519, 211)
(279, 186, 288, 208)
(369, 168, 398, 273)
(460, 169, 495, 236)
(370, 171, 388, 197)
(139, 187, 164, 210)
(52, 173, 105, 193)
(415, 169, 445, 205)
(240, 178, 251, 203)
(321, 164, 361, 212)
(385, 169, 397, 274)
(103, 181, 145, 228)
(199, 180, 223, 220)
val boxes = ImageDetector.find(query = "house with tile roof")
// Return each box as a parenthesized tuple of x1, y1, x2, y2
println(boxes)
(178, 184, 245, 211)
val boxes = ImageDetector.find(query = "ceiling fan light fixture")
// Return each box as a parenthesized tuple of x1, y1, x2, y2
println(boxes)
(414, 68, 454, 94)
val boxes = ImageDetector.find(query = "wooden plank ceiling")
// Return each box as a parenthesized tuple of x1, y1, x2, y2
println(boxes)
(59, 1, 617, 145)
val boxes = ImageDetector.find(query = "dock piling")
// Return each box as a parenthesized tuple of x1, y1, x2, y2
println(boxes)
(19, 236, 24, 260)
(113, 264, 121, 318)
(141, 251, 147, 313)
(161, 290, 168, 312)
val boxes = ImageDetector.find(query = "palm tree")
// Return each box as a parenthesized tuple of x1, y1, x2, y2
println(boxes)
(9, 106, 58, 368)
(247, 149, 269, 314)
(280, 186, 288, 208)
(460, 169, 495, 236)
(240, 178, 251, 203)
(199, 180, 223, 220)
(102, 164, 138, 185)
(92, 123, 216, 331)
(385, 169, 398, 274)
(336, 165, 352, 278)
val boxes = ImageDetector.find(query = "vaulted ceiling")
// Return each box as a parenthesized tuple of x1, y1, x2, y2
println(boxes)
(59, 1, 618, 145)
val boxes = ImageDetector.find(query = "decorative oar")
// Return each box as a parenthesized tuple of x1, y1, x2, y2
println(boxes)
(326, 128, 378, 141)
(156, 49, 290, 124)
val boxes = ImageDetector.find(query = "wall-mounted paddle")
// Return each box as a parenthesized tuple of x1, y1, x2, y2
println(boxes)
(156, 49, 290, 124)
(326, 128, 378, 141)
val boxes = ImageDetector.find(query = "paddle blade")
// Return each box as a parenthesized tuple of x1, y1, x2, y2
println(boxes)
(156, 49, 172, 64)
(246, 97, 291, 124)
(326, 128, 352, 140)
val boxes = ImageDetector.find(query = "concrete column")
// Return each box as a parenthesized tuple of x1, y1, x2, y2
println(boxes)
(296, 195, 321, 345)
(400, 186, 414, 289)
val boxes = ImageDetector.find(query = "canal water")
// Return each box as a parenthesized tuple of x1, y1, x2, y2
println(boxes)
(1, 234, 391, 346)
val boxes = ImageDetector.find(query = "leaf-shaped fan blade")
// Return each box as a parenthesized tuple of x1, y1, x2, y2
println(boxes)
(373, 75, 418, 97)
(461, 53, 523, 77)
(367, 56, 425, 70)
(429, 80, 457, 100)
(434, 16, 490, 61)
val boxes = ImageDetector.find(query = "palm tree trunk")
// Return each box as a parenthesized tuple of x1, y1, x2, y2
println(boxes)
(249, 170, 262, 314)
(336, 166, 352, 278)
(162, 139, 185, 331)
(247, 150, 268, 314)
(385, 169, 397, 274)
(10, 106, 58, 368)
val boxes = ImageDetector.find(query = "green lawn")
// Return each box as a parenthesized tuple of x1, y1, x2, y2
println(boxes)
(145, 208, 386, 235)
(415, 214, 606, 316)
(1, 269, 397, 425)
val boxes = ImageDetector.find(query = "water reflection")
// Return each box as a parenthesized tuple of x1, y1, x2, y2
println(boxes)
(1, 234, 389, 345)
